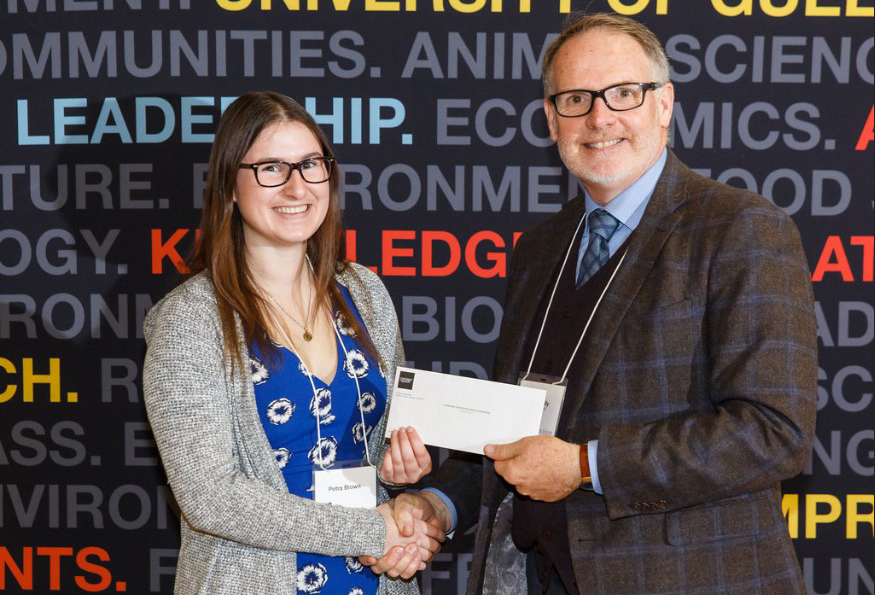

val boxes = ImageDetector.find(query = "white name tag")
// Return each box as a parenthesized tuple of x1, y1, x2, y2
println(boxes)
(313, 465, 377, 508)
(518, 373, 568, 437)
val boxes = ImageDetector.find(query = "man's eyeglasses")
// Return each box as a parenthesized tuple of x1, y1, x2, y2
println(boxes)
(549, 82, 663, 118)
(239, 156, 335, 187)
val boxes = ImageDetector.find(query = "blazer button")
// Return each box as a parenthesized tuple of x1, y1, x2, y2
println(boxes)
(561, 306, 572, 318)
(543, 529, 552, 541)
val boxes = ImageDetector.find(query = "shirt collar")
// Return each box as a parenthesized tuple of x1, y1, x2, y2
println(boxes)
(583, 148, 667, 231)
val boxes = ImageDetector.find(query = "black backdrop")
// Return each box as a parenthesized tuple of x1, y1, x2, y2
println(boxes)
(1, 1, 873, 593)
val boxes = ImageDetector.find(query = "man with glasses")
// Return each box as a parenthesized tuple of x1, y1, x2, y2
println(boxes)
(368, 12, 816, 595)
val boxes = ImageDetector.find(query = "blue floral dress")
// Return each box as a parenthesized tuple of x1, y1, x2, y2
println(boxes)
(250, 286, 385, 595)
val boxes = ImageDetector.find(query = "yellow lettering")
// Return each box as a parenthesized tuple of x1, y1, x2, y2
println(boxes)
(448, 0, 487, 11)
(847, 0, 875, 15)
(22, 358, 61, 403)
(847, 494, 875, 538)
(805, 0, 841, 15)
(215, 0, 252, 9)
(608, 0, 649, 13)
(712, 0, 753, 15)
(366, 0, 400, 8)
(782, 493, 800, 538)
(0, 358, 17, 403)
(559, 0, 570, 11)
(806, 494, 842, 538)
(761, 0, 798, 15)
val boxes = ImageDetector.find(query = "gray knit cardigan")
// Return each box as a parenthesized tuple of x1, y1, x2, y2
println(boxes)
(142, 263, 418, 595)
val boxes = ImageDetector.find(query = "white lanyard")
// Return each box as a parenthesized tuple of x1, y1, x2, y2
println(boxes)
(264, 303, 374, 470)
(522, 211, 628, 385)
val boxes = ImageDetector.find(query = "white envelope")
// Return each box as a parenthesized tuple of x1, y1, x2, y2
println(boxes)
(384, 367, 546, 455)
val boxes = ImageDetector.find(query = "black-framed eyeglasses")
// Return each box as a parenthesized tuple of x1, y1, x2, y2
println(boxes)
(239, 156, 335, 187)
(549, 82, 663, 117)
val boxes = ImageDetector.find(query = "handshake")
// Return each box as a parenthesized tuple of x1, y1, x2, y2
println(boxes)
(362, 427, 451, 579)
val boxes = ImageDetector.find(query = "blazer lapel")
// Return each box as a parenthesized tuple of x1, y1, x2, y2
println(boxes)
(561, 151, 691, 434)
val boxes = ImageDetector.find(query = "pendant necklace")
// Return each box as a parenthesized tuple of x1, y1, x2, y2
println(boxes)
(265, 276, 315, 342)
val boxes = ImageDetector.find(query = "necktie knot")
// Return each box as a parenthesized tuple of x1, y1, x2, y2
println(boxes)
(589, 208, 620, 242)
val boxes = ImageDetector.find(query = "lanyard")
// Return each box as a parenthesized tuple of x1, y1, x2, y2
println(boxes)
(522, 211, 628, 385)
(265, 303, 374, 471)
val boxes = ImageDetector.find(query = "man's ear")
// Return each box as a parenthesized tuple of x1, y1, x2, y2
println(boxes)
(544, 98, 560, 142)
(658, 82, 674, 129)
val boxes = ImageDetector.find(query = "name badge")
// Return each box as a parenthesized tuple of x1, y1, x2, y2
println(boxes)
(518, 372, 568, 436)
(313, 465, 377, 508)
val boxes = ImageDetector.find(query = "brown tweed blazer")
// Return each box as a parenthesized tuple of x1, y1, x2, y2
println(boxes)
(427, 150, 817, 595)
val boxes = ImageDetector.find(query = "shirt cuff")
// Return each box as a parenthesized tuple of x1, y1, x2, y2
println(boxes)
(420, 487, 458, 535)
(588, 440, 603, 495)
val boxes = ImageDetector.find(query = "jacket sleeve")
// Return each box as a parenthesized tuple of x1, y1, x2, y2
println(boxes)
(597, 201, 818, 519)
(142, 288, 387, 557)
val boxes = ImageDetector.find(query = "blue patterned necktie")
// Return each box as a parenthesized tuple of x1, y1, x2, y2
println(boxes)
(576, 208, 621, 288)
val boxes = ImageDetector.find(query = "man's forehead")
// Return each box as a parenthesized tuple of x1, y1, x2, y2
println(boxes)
(552, 30, 654, 85)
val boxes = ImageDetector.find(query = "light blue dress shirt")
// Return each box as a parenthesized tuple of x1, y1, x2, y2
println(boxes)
(425, 149, 669, 530)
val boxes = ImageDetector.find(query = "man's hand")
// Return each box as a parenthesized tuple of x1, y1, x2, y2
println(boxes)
(484, 435, 580, 502)
(379, 427, 432, 485)
(361, 493, 451, 576)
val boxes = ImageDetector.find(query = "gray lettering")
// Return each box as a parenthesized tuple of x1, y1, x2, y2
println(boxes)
(472, 165, 520, 212)
(705, 35, 746, 83)
(124, 422, 158, 465)
(12, 32, 61, 79)
(448, 32, 486, 78)
(340, 164, 373, 210)
(527, 167, 562, 213)
(427, 165, 465, 211)
(402, 32, 442, 78)
(109, 485, 151, 529)
(102, 358, 140, 403)
(474, 98, 515, 147)
(738, 102, 780, 150)
(67, 484, 103, 528)
(812, 170, 851, 216)
(289, 31, 324, 77)
(123, 29, 162, 77)
(169, 29, 208, 77)
(847, 430, 874, 476)
(328, 30, 365, 78)
(461, 297, 501, 343)
(0, 229, 32, 275)
(68, 30, 117, 77)
(436, 99, 470, 146)
(378, 164, 420, 212)
(402, 296, 439, 342)
(771, 36, 807, 83)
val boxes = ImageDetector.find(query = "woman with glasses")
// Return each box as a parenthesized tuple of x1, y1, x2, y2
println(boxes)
(143, 91, 439, 595)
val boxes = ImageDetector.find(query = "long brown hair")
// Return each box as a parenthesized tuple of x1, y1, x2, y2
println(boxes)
(189, 91, 377, 372)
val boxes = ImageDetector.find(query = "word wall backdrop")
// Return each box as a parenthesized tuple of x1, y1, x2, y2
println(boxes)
(1, 1, 873, 593)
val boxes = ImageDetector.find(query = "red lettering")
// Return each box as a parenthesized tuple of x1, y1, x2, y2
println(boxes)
(513, 232, 523, 248)
(812, 236, 854, 282)
(0, 547, 33, 589)
(466, 231, 506, 278)
(382, 230, 416, 276)
(850, 236, 874, 282)
(36, 547, 73, 591)
(151, 229, 191, 274)
(344, 229, 377, 273)
(422, 231, 461, 276)
(75, 547, 112, 591)
(856, 106, 874, 151)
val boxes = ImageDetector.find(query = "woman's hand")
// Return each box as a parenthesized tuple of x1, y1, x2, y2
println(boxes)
(379, 427, 432, 486)
(372, 500, 444, 579)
